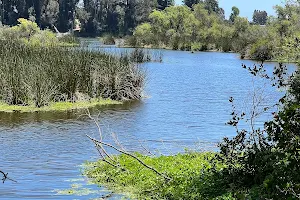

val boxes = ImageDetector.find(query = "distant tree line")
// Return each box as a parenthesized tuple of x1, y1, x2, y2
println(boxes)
(0, 0, 77, 32)
(0, 0, 271, 37)
(129, 0, 300, 62)
(128, 0, 271, 58)
(0, 0, 176, 36)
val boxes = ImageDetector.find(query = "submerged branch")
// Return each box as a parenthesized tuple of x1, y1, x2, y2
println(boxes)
(0, 170, 17, 183)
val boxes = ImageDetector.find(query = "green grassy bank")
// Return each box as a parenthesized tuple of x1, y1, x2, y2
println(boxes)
(84, 152, 242, 200)
(85, 151, 290, 199)
(0, 99, 120, 113)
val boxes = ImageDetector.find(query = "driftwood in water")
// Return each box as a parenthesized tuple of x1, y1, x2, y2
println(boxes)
(0, 170, 17, 183)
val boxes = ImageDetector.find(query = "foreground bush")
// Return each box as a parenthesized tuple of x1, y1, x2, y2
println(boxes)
(217, 62, 300, 199)
(0, 40, 144, 108)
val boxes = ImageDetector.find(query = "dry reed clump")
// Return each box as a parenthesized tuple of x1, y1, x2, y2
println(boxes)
(0, 40, 145, 108)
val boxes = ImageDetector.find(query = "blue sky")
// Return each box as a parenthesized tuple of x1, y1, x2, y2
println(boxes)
(175, 0, 285, 20)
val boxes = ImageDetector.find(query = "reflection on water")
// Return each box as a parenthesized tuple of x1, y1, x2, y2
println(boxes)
(0, 101, 141, 125)
(0, 40, 295, 199)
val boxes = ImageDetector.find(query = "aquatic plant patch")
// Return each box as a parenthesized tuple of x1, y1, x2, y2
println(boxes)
(84, 152, 237, 199)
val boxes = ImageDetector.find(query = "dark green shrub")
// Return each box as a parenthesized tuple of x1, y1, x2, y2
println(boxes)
(124, 35, 138, 47)
(101, 34, 115, 45)
(58, 34, 80, 45)
(249, 39, 274, 61)
(217, 63, 300, 199)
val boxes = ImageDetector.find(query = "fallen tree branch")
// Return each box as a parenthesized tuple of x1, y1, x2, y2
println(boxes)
(86, 134, 172, 181)
(100, 192, 114, 199)
(0, 170, 17, 183)
(85, 109, 116, 163)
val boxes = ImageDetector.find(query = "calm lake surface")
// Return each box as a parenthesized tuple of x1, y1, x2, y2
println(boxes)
(0, 40, 295, 199)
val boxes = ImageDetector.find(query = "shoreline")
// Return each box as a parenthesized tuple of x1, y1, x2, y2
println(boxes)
(0, 99, 121, 113)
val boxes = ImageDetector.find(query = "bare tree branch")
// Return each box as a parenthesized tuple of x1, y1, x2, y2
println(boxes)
(86, 134, 172, 181)
(85, 109, 116, 163)
(0, 170, 17, 183)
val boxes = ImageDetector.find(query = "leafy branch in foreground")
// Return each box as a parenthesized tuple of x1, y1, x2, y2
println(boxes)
(218, 61, 300, 199)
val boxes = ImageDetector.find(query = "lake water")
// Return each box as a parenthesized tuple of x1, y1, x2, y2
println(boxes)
(0, 40, 295, 199)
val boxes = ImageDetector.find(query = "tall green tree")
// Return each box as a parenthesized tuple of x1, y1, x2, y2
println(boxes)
(58, 0, 79, 32)
(2, 0, 24, 25)
(229, 6, 239, 22)
(252, 10, 268, 25)
(157, 0, 174, 10)
(40, 0, 59, 28)
(184, 0, 200, 8)
(203, 0, 219, 14)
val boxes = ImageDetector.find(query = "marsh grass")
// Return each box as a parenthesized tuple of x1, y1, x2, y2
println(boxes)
(0, 40, 144, 109)
(100, 34, 116, 45)
(120, 48, 163, 63)
(58, 35, 80, 47)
